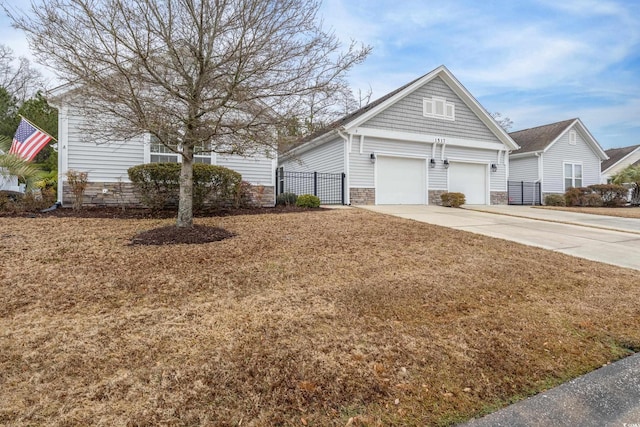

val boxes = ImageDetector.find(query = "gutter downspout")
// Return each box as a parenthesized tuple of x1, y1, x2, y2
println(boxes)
(337, 129, 350, 205)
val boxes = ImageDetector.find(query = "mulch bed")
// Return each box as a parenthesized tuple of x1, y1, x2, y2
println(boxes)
(130, 224, 235, 246)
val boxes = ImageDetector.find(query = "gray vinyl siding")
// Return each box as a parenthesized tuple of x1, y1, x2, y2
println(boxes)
(509, 156, 539, 182)
(280, 137, 344, 173)
(445, 145, 506, 191)
(63, 102, 276, 185)
(542, 126, 602, 193)
(350, 137, 431, 188)
(362, 77, 498, 143)
(66, 104, 145, 182)
(217, 153, 275, 185)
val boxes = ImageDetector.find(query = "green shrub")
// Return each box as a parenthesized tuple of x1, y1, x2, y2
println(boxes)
(128, 163, 241, 211)
(441, 192, 465, 208)
(295, 194, 320, 208)
(276, 192, 298, 206)
(544, 194, 566, 206)
(587, 184, 628, 207)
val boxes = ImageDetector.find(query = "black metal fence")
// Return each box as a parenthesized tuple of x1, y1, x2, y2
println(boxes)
(508, 181, 542, 205)
(276, 169, 345, 205)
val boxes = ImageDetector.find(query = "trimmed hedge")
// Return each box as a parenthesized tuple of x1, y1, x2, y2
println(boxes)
(563, 184, 628, 207)
(544, 194, 566, 206)
(295, 194, 321, 208)
(587, 184, 628, 207)
(128, 163, 241, 211)
(276, 192, 298, 206)
(441, 192, 465, 208)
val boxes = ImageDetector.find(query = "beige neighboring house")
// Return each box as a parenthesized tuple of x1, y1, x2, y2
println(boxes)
(601, 144, 640, 183)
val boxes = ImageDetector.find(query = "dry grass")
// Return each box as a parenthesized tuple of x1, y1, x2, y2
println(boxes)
(1, 209, 639, 426)
(537, 206, 640, 219)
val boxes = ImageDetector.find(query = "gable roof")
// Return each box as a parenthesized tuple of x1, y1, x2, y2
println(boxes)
(509, 118, 608, 160)
(283, 65, 519, 156)
(602, 144, 640, 172)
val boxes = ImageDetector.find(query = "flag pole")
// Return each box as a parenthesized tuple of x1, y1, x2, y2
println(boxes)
(18, 115, 58, 142)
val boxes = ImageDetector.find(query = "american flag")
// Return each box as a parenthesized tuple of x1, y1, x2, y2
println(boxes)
(9, 118, 53, 162)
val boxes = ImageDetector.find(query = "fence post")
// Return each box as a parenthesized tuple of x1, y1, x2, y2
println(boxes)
(341, 173, 346, 205)
(521, 181, 524, 205)
(313, 171, 318, 196)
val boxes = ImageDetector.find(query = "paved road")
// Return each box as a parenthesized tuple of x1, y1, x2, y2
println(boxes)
(360, 205, 640, 271)
(461, 352, 640, 427)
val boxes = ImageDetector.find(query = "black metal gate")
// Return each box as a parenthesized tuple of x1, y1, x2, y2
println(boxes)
(276, 168, 345, 205)
(508, 181, 542, 205)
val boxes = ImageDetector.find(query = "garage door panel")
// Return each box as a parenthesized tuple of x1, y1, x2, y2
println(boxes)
(377, 157, 427, 204)
(449, 162, 487, 204)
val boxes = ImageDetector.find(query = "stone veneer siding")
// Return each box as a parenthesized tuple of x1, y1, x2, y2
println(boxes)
(429, 190, 447, 206)
(490, 191, 508, 205)
(62, 182, 275, 208)
(350, 188, 375, 205)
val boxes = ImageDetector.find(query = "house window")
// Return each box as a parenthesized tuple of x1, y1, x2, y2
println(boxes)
(423, 96, 455, 121)
(569, 130, 577, 145)
(150, 135, 179, 163)
(149, 136, 213, 164)
(564, 163, 582, 189)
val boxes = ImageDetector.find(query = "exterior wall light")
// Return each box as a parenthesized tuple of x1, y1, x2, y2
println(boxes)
(370, 153, 376, 164)
(430, 158, 436, 168)
(491, 163, 498, 172)
(443, 159, 450, 169)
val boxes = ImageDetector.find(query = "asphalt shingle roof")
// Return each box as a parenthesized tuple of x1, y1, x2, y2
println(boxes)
(602, 144, 640, 171)
(509, 118, 577, 154)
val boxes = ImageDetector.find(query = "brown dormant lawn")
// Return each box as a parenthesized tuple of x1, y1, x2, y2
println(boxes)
(537, 206, 640, 219)
(1, 209, 639, 426)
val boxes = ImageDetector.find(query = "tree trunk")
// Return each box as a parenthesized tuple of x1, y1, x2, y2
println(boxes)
(177, 145, 194, 228)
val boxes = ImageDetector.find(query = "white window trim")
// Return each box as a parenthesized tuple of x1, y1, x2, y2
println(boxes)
(423, 96, 455, 121)
(144, 132, 216, 164)
(569, 130, 577, 146)
(563, 161, 583, 190)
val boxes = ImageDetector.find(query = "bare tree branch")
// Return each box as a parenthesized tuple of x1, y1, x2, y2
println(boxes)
(7, 0, 370, 226)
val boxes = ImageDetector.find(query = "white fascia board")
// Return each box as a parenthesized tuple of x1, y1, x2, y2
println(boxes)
(543, 119, 608, 160)
(602, 146, 640, 175)
(344, 65, 520, 151)
(278, 129, 340, 162)
(349, 126, 507, 151)
(436, 69, 520, 151)
(345, 66, 447, 129)
(510, 150, 542, 159)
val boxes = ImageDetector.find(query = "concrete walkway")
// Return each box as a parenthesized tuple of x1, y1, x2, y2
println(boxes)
(465, 205, 640, 235)
(461, 352, 640, 427)
(359, 205, 640, 271)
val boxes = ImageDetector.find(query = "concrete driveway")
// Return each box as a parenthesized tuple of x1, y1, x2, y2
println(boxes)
(359, 205, 640, 271)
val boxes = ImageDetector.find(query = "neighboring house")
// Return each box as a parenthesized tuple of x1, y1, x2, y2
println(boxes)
(0, 172, 21, 192)
(279, 65, 519, 205)
(47, 86, 277, 207)
(509, 118, 608, 199)
(601, 144, 640, 183)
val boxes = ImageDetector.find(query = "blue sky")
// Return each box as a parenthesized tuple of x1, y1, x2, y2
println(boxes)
(1, 0, 639, 149)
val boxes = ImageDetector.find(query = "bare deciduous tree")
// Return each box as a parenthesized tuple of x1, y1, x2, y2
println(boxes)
(7, 0, 370, 227)
(490, 112, 514, 132)
(0, 44, 43, 103)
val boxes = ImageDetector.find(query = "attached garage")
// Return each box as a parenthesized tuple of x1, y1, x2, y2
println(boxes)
(376, 156, 427, 204)
(449, 162, 488, 204)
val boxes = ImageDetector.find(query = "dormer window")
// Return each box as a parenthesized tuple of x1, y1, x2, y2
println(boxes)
(423, 96, 455, 121)
(569, 130, 577, 145)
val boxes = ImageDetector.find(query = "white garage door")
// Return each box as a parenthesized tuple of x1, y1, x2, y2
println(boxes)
(376, 156, 427, 204)
(449, 162, 487, 204)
